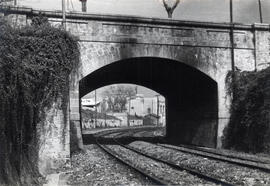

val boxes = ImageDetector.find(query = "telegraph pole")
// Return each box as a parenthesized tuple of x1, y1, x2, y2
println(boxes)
(62, 0, 66, 29)
(229, 0, 235, 88)
(156, 95, 160, 126)
(128, 97, 131, 127)
(258, 0, 263, 23)
(14, 0, 17, 6)
(95, 90, 97, 128)
(229, 0, 235, 73)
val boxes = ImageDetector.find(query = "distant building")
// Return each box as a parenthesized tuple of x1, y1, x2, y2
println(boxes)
(128, 114, 143, 127)
(126, 94, 166, 126)
(110, 113, 143, 127)
(111, 113, 128, 127)
(143, 113, 160, 126)
(81, 98, 101, 111)
(81, 97, 110, 113)
(82, 93, 166, 127)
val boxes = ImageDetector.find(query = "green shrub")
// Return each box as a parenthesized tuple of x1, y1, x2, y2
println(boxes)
(222, 67, 270, 153)
(0, 15, 80, 185)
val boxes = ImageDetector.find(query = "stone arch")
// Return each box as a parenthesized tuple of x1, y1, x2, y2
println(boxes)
(76, 57, 218, 147)
(79, 42, 226, 82)
(79, 57, 217, 97)
(71, 43, 232, 150)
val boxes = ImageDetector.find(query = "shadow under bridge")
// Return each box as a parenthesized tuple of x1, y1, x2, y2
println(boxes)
(79, 57, 218, 148)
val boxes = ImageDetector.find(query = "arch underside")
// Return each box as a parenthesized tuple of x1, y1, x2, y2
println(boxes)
(80, 57, 218, 147)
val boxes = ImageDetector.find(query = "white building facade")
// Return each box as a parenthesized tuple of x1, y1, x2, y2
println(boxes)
(127, 94, 166, 126)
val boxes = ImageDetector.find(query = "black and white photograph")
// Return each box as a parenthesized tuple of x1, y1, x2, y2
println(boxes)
(0, 0, 270, 185)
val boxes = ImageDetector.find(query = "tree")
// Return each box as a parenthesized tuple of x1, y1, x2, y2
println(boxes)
(162, 0, 180, 18)
(79, 0, 87, 12)
(102, 85, 136, 113)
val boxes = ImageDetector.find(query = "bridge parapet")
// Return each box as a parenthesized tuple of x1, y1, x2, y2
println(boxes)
(2, 5, 269, 73)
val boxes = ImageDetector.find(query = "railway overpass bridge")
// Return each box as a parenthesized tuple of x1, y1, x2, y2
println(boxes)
(1, 6, 270, 175)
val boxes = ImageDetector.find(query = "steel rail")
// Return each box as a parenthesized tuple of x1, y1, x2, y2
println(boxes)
(95, 137, 169, 185)
(113, 134, 235, 186)
(157, 143, 270, 173)
(124, 129, 270, 173)
(162, 143, 270, 164)
(90, 126, 161, 138)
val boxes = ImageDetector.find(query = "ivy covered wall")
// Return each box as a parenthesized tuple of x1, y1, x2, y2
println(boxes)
(222, 67, 270, 154)
(0, 16, 80, 185)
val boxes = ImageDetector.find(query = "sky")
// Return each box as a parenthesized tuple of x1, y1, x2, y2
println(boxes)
(16, 0, 270, 23)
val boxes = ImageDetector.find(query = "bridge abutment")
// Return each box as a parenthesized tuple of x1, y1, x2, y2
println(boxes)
(37, 98, 70, 175)
(70, 87, 84, 152)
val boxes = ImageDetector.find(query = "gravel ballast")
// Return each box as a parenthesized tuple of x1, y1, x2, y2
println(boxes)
(106, 144, 218, 185)
(129, 141, 270, 185)
(66, 144, 153, 185)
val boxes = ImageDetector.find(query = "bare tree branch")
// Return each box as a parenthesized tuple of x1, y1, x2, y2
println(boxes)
(162, 0, 170, 11)
(102, 85, 136, 113)
(162, 0, 180, 18)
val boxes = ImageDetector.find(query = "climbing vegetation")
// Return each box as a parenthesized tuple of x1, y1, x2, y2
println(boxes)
(222, 67, 270, 153)
(0, 15, 80, 185)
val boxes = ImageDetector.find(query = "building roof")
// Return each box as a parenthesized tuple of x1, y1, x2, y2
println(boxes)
(128, 114, 143, 120)
(144, 113, 160, 119)
(81, 98, 101, 107)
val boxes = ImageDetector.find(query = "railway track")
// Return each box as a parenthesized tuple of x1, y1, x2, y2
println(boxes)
(95, 131, 168, 185)
(91, 126, 163, 138)
(95, 128, 270, 173)
(162, 143, 270, 164)
(116, 128, 270, 173)
(96, 140, 168, 185)
(96, 130, 235, 186)
(157, 143, 270, 173)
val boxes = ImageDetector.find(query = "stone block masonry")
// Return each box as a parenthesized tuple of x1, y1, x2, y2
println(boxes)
(37, 98, 70, 175)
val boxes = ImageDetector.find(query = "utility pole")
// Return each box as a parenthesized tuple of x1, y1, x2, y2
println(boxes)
(62, 0, 66, 29)
(152, 100, 153, 115)
(135, 86, 138, 94)
(229, 0, 235, 73)
(102, 99, 107, 128)
(128, 97, 131, 127)
(229, 0, 236, 95)
(156, 95, 160, 126)
(95, 90, 97, 128)
(258, 0, 263, 23)
(14, 0, 17, 6)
